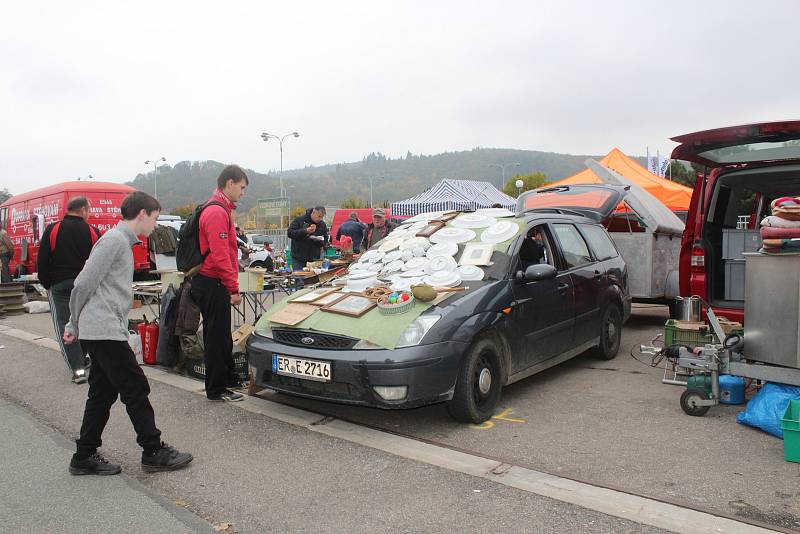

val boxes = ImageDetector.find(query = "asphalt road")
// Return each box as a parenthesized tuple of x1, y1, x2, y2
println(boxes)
(0, 327, 668, 533)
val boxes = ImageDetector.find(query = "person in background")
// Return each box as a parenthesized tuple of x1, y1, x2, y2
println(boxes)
(191, 165, 248, 402)
(336, 212, 366, 253)
(288, 206, 328, 269)
(64, 191, 192, 475)
(0, 226, 13, 283)
(362, 208, 397, 250)
(235, 225, 250, 262)
(519, 227, 547, 270)
(37, 197, 101, 384)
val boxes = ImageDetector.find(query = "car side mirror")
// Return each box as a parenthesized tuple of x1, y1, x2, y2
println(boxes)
(515, 264, 557, 283)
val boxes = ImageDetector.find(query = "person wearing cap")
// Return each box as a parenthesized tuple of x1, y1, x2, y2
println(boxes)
(336, 212, 366, 253)
(362, 208, 397, 251)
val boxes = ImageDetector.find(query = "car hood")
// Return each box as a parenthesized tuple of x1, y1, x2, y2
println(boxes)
(670, 120, 800, 167)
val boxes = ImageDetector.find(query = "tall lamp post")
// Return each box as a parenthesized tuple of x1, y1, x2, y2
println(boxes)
(144, 157, 167, 200)
(366, 174, 384, 208)
(488, 162, 521, 190)
(260, 131, 300, 198)
(515, 179, 525, 198)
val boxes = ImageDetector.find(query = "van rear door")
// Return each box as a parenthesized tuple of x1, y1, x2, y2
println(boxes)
(671, 120, 800, 167)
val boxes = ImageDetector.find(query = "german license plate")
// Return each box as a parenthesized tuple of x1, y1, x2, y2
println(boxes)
(272, 354, 331, 382)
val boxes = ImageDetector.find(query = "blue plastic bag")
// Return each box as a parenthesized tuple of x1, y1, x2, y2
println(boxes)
(736, 383, 800, 438)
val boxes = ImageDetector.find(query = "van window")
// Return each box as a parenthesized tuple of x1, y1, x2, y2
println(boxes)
(580, 224, 619, 261)
(0, 208, 6, 231)
(553, 224, 593, 269)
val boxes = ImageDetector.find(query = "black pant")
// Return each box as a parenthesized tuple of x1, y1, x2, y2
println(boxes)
(0, 253, 11, 283)
(76, 340, 162, 458)
(190, 275, 235, 398)
(48, 278, 88, 372)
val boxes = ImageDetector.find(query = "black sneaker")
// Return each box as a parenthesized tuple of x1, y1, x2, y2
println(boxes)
(69, 453, 122, 476)
(141, 442, 193, 473)
(71, 368, 88, 384)
(208, 390, 244, 402)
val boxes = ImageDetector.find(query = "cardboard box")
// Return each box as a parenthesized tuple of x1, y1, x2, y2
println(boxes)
(232, 323, 254, 352)
(238, 268, 265, 292)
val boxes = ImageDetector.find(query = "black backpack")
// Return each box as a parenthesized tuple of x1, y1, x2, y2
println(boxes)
(176, 201, 225, 273)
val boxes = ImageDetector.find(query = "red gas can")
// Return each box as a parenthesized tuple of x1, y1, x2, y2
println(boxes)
(144, 321, 159, 365)
(137, 317, 149, 361)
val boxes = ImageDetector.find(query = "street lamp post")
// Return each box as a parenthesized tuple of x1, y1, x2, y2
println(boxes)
(515, 179, 524, 198)
(366, 175, 384, 208)
(260, 131, 300, 198)
(488, 162, 521, 190)
(144, 157, 166, 200)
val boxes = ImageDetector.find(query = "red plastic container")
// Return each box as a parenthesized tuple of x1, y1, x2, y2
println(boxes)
(137, 319, 148, 361)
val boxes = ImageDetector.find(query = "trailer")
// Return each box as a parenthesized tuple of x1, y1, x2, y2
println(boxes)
(584, 159, 682, 305)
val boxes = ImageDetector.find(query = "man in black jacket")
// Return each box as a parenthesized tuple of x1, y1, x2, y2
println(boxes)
(37, 196, 101, 384)
(287, 206, 328, 270)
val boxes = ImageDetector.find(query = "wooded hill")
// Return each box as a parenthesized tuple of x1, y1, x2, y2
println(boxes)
(127, 147, 636, 213)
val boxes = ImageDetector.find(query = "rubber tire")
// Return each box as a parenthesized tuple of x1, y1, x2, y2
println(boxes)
(680, 388, 711, 417)
(592, 304, 622, 360)
(446, 337, 503, 424)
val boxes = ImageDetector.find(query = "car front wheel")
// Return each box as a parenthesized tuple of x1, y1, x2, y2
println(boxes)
(593, 304, 622, 360)
(447, 337, 502, 423)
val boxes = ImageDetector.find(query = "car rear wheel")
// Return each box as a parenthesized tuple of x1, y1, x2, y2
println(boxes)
(250, 257, 274, 271)
(447, 337, 502, 423)
(593, 304, 622, 360)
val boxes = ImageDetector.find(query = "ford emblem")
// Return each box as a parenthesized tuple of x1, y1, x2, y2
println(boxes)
(300, 336, 314, 345)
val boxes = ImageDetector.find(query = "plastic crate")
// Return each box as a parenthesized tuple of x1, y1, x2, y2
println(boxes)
(663, 319, 743, 347)
(186, 352, 249, 382)
(782, 400, 800, 463)
(724, 260, 745, 301)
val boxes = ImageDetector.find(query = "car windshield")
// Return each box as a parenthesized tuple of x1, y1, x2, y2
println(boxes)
(250, 235, 271, 245)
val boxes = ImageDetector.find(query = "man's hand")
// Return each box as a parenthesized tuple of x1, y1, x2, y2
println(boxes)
(230, 293, 242, 306)
(63, 331, 76, 345)
(306, 224, 317, 234)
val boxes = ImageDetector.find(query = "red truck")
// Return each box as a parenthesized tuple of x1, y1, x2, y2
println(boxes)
(0, 181, 152, 278)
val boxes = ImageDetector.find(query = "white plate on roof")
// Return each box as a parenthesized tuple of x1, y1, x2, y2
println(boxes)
(426, 255, 458, 274)
(367, 262, 382, 272)
(378, 238, 404, 252)
(359, 249, 381, 262)
(480, 220, 520, 244)
(425, 242, 459, 258)
(400, 236, 430, 250)
(400, 268, 427, 278)
(477, 207, 515, 218)
(381, 260, 404, 274)
(387, 226, 412, 238)
(457, 264, 485, 281)
(451, 213, 497, 229)
(429, 227, 476, 244)
(383, 250, 403, 263)
(423, 271, 462, 288)
(402, 257, 429, 271)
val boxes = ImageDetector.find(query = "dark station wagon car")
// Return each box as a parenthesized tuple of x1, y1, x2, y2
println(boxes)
(247, 184, 633, 423)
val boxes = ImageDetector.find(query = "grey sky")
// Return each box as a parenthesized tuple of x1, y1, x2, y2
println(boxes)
(2, 0, 798, 193)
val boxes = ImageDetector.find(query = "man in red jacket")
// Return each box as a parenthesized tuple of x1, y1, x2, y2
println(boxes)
(190, 165, 248, 402)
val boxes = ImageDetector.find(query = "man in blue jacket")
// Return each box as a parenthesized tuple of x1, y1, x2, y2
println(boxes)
(336, 212, 366, 253)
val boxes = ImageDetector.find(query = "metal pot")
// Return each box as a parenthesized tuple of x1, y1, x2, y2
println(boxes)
(672, 296, 702, 321)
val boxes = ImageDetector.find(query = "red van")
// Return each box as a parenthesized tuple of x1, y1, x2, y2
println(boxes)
(671, 120, 800, 324)
(0, 181, 151, 278)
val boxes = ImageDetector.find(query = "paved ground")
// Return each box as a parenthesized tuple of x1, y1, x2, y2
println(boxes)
(0, 328, 669, 533)
(3, 303, 799, 532)
(0, 397, 213, 534)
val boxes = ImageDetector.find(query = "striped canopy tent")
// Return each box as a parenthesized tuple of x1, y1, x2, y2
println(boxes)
(391, 179, 516, 217)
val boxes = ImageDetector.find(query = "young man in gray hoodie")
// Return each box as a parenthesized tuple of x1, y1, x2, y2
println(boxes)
(64, 191, 192, 475)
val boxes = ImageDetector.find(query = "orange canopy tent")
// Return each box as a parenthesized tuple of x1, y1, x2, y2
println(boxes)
(548, 148, 693, 212)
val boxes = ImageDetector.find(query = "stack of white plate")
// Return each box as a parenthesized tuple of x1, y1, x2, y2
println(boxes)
(403, 257, 429, 272)
(360, 250, 384, 263)
(378, 238, 405, 252)
(380, 260, 404, 275)
(457, 264, 485, 281)
(480, 220, 520, 244)
(426, 255, 458, 274)
(384, 250, 403, 263)
(426, 242, 458, 258)
(400, 236, 431, 251)
(423, 271, 462, 288)
(402, 211, 448, 224)
(345, 271, 378, 292)
(429, 227, 476, 244)
(451, 213, 497, 229)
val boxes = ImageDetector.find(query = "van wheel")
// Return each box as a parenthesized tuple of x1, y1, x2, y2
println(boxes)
(447, 338, 502, 423)
(251, 257, 274, 271)
(593, 304, 622, 360)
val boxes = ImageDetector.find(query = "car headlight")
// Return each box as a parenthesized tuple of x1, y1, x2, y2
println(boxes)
(395, 314, 441, 348)
(254, 324, 273, 340)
